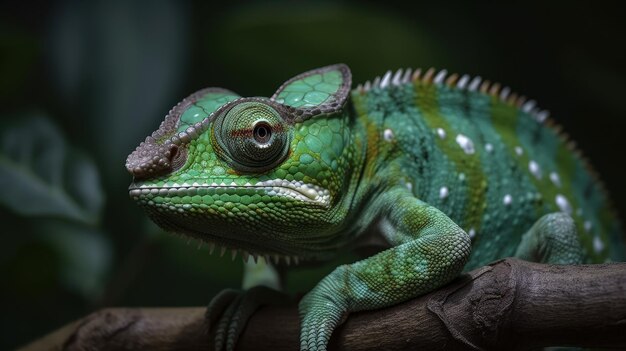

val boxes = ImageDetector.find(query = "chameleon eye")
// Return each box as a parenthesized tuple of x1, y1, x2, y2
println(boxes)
(213, 102, 290, 172)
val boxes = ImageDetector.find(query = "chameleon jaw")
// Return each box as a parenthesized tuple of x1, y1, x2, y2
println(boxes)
(129, 178, 331, 207)
(146, 212, 310, 266)
(129, 179, 333, 263)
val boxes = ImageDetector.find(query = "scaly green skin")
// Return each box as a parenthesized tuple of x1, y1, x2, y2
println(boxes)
(126, 64, 624, 351)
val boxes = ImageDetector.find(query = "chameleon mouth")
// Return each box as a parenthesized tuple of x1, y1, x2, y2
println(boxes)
(128, 179, 331, 207)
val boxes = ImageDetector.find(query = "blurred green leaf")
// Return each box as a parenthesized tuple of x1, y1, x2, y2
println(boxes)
(0, 114, 103, 224)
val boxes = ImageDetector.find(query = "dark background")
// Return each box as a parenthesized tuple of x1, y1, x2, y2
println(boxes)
(1, 1, 625, 349)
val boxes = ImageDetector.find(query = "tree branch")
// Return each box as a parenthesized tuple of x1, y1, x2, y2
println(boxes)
(20, 259, 626, 351)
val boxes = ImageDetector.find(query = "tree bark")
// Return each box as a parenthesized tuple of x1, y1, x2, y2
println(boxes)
(20, 258, 626, 351)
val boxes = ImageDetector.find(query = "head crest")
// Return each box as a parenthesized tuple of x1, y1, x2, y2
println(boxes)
(126, 64, 352, 179)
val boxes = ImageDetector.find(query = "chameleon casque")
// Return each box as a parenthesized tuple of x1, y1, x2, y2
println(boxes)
(126, 64, 625, 350)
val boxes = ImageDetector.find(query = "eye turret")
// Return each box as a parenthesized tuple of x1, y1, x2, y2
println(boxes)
(213, 102, 291, 173)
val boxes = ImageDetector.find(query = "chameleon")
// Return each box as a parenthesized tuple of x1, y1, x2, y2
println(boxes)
(126, 64, 625, 350)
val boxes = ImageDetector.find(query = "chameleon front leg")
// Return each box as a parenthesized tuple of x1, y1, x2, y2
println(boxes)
(299, 192, 471, 351)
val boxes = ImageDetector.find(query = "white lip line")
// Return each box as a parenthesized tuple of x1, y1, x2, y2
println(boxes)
(129, 180, 330, 205)
(133, 184, 317, 200)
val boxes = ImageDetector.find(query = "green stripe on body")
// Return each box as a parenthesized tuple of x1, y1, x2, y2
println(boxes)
(412, 82, 487, 234)
(435, 85, 487, 233)
(457, 96, 542, 268)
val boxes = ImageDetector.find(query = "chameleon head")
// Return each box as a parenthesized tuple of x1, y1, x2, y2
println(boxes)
(126, 64, 357, 259)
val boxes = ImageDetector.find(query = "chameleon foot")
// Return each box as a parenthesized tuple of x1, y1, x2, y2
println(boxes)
(206, 286, 287, 351)
(515, 212, 583, 264)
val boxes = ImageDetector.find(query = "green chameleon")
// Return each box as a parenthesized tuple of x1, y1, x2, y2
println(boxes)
(126, 64, 624, 350)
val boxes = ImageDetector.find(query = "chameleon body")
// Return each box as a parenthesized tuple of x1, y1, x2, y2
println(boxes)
(126, 64, 624, 350)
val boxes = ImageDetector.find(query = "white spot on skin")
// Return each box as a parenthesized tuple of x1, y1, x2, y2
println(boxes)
(593, 236, 604, 253)
(439, 186, 449, 199)
(550, 172, 561, 187)
(485, 143, 494, 153)
(528, 160, 542, 179)
(584, 220, 593, 232)
(515, 146, 523, 156)
(503, 194, 513, 206)
(468, 228, 476, 239)
(458, 173, 466, 181)
(406, 182, 413, 191)
(555, 194, 572, 214)
(383, 128, 394, 141)
(436, 128, 446, 139)
(456, 134, 475, 154)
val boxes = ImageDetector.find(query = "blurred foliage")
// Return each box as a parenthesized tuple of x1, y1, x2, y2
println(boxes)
(0, 116, 103, 223)
(0, 0, 625, 349)
(0, 115, 110, 347)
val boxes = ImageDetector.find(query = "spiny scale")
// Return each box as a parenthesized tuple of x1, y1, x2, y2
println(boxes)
(358, 66, 552, 126)
(188, 237, 304, 266)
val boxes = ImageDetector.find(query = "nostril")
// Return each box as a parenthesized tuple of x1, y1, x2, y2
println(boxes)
(169, 145, 187, 171)
(169, 145, 179, 160)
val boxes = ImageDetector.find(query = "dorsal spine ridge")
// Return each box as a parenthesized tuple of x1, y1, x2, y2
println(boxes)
(355, 67, 550, 124)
